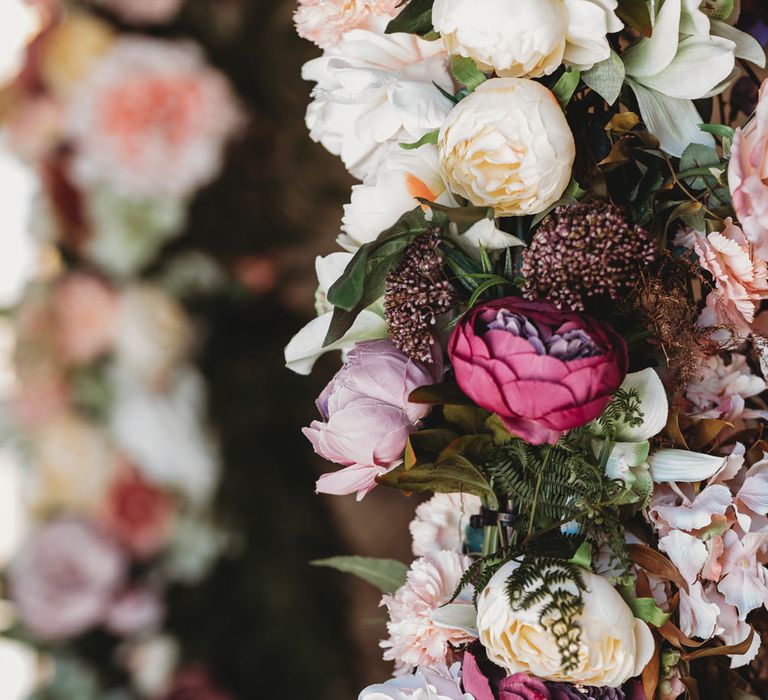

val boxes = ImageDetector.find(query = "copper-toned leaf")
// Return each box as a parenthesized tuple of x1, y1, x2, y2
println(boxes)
(664, 408, 689, 449)
(688, 418, 732, 451)
(606, 112, 640, 134)
(658, 621, 706, 649)
(680, 676, 700, 700)
(628, 544, 689, 593)
(682, 626, 755, 661)
(641, 637, 660, 700)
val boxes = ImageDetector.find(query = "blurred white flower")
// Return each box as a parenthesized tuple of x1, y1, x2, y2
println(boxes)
(110, 367, 220, 506)
(88, 0, 184, 25)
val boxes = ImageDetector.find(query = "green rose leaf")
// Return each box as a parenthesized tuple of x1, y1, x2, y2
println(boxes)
(386, 0, 435, 36)
(626, 596, 671, 627)
(311, 556, 408, 593)
(552, 69, 581, 110)
(450, 56, 487, 92)
(679, 143, 722, 189)
(581, 50, 625, 105)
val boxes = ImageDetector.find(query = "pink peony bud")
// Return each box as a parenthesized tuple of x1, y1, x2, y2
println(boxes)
(304, 339, 440, 499)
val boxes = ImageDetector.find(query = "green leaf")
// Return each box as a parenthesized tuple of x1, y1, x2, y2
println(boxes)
(581, 50, 625, 105)
(377, 454, 497, 506)
(311, 556, 408, 593)
(450, 55, 486, 91)
(699, 0, 735, 20)
(552, 69, 581, 110)
(568, 541, 593, 570)
(386, 0, 435, 36)
(698, 123, 735, 140)
(679, 143, 721, 189)
(400, 130, 439, 150)
(443, 405, 492, 434)
(616, 0, 652, 36)
(409, 382, 474, 405)
(626, 596, 670, 627)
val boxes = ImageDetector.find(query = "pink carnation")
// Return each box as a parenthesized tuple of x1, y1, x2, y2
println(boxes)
(88, 0, 184, 24)
(53, 273, 118, 365)
(683, 353, 768, 423)
(295, 0, 399, 48)
(66, 37, 243, 198)
(409, 492, 481, 557)
(679, 220, 768, 331)
(381, 550, 475, 671)
(729, 79, 768, 259)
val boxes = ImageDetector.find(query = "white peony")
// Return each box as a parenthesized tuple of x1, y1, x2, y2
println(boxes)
(409, 492, 481, 557)
(433, 0, 622, 78)
(477, 561, 654, 687)
(302, 29, 454, 180)
(340, 144, 455, 251)
(359, 664, 471, 700)
(438, 78, 575, 217)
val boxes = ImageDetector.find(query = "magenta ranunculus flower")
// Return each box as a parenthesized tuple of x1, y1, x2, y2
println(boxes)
(448, 298, 628, 445)
(304, 339, 440, 499)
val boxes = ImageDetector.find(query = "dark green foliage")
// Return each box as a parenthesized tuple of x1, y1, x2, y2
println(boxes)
(594, 388, 644, 440)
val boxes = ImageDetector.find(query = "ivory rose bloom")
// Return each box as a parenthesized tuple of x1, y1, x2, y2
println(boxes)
(438, 79, 575, 216)
(303, 29, 454, 180)
(729, 79, 768, 258)
(304, 340, 439, 499)
(432, 0, 622, 78)
(477, 562, 654, 687)
(295, 0, 399, 49)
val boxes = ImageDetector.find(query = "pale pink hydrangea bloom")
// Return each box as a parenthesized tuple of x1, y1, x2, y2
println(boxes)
(647, 444, 768, 666)
(380, 551, 474, 672)
(677, 219, 768, 332)
(684, 353, 768, 423)
(89, 0, 184, 24)
(729, 79, 768, 259)
(295, 0, 399, 49)
(409, 493, 481, 557)
(66, 37, 243, 198)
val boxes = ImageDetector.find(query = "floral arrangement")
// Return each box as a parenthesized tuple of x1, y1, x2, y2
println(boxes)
(0, 2, 244, 697)
(288, 1, 768, 698)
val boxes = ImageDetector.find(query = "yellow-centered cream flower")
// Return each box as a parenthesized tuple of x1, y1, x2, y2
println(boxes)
(438, 78, 575, 217)
(476, 561, 655, 687)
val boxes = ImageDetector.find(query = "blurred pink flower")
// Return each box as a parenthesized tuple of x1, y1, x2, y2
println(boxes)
(10, 519, 126, 640)
(684, 353, 768, 423)
(103, 466, 175, 558)
(294, 0, 399, 48)
(305, 339, 439, 499)
(381, 550, 474, 671)
(106, 586, 165, 637)
(729, 79, 768, 259)
(89, 0, 184, 24)
(681, 220, 768, 329)
(66, 37, 243, 198)
(4, 95, 64, 162)
(53, 273, 118, 364)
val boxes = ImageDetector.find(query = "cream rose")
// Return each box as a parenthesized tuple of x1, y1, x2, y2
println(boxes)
(438, 78, 575, 217)
(432, 0, 622, 78)
(476, 561, 654, 687)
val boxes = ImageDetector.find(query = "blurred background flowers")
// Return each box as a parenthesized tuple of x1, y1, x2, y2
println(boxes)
(0, 0, 420, 697)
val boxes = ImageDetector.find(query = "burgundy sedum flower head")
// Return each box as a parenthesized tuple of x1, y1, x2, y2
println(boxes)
(522, 202, 656, 312)
(448, 297, 628, 445)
